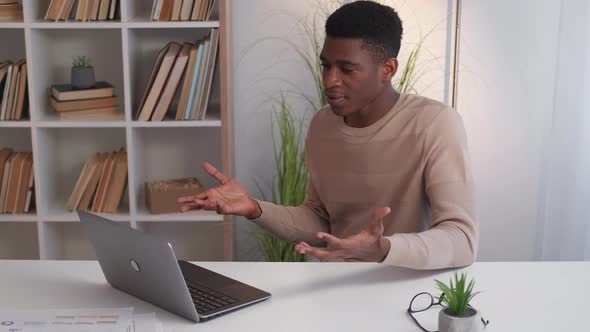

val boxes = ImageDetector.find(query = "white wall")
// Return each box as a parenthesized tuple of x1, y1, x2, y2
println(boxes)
(231, 0, 562, 262)
(458, 1, 561, 261)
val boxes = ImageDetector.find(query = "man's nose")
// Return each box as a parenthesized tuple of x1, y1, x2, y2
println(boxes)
(323, 68, 342, 89)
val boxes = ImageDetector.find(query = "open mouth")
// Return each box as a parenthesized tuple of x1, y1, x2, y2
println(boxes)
(326, 95, 346, 106)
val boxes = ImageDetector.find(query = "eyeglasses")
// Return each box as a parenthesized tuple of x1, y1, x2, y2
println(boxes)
(407, 292, 490, 332)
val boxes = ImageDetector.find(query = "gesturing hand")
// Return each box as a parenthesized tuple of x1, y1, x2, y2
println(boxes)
(176, 162, 262, 219)
(294, 207, 392, 262)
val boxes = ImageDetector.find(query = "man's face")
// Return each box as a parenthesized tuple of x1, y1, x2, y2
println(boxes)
(320, 36, 384, 117)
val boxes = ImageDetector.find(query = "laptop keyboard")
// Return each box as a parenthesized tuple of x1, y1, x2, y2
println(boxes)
(186, 281, 239, 314)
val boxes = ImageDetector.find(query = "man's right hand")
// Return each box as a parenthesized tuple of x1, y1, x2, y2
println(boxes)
(176, 162, 262, 219)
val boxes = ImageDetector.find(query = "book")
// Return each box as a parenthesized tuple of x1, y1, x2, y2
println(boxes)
(75, 0, 85, 21)
(90, 0, 100, 20)
(92, 151, 117, 212)
(0, 2, 22, 21)
(66, 156, 94, 212)
(4, 60, 20, 120)
(23, 161, 34, 213)
(98, 0, 110, 20)
(13, 62, 27, 120)
(102, 149, 127, 213)
(0, 148, 14, 210)
(151, 42, 192, 121)
(0, 152, 15, 212)
(151, 0, 163, 21)
(136, 43, 170, 120)
(190, 0, 203, 21)
(14, 152, 32, 214)
(45, 0, 60, 20)
(108, 0, 117, 20)
(84, 0, 93, 21)
(58, 106, 118, 119)
(52, 81, 114, 101)
(180, 0, 193, 21)
(185, 38, 206, 120)
(60, 0, 75, 21)
(0, 64, 13, 120)
(205, 0, 216, 20)
(171, 0, 183, 21)
(176, 41, 199, 120)
(78, 153, 106, 211)
(4, 152, 25, 213)
(188, 34, 210, 119)
(50, 95, 117, 112)
(158, 0, 174, 21)
(137, 42, 181, 121)
(197, 28, 219, 120)
(8, 59, 24, 120)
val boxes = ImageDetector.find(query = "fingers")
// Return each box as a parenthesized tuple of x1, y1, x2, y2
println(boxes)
(176, 191, 207, 204)
(372, 207, 391, 221)
(295, 242, 344, 261)
(179, 203, 202, 213)
(316, 232, 344, 248)
(367, 207, 391, 235)
(203, 162, 230, 185)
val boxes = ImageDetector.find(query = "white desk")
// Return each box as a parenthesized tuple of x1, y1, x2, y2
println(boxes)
(0, 261, 587, 331)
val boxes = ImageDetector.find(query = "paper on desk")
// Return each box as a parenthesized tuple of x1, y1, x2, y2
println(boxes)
(0, 307, 161, 332)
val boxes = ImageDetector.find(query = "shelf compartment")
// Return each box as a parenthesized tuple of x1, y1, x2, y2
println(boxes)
(130, 126, 220, 216)
(28, 28, 125, 121)
(26, 0, 122, 23)
(124, 0, 219, 23)
(0, 222, 39, 259)
(127, 27, 221, 122)
(35, 127, 129, 217)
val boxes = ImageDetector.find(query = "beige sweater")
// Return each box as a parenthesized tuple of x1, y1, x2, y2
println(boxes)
(252, 93, 478, 270)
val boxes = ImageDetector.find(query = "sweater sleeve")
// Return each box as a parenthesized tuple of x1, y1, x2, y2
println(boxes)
(251, 178, 330, 246)
(382, 109, 479, 270)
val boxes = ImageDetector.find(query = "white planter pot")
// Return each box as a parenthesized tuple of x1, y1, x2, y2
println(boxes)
(438, 307, 482, 332)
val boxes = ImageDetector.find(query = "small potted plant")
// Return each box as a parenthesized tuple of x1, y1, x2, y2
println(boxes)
(71, 56, 95, 90)
(435, 273, 483, 332)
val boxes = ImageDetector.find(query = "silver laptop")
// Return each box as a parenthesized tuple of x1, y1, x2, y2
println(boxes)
(77, 209, 271, 322)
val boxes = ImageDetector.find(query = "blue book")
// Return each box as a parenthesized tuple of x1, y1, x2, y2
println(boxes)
(185, 39, 205, 120)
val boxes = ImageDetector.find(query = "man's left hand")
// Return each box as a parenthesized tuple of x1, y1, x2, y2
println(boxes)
(294, 207, 392, 262)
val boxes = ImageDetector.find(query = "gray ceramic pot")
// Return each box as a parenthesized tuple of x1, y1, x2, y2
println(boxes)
(438, 307, 482, 332)
(71, 66, 95, 90)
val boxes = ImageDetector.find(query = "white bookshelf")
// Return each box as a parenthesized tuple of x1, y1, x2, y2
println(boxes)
(0, 0, 234, 261)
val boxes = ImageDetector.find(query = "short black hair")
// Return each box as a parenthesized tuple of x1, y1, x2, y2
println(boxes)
(325, 1, 403, 62)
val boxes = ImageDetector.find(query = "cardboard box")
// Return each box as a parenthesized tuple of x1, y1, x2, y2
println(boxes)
(145, 177, 205, 214)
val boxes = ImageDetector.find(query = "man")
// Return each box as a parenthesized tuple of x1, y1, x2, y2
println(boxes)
(178, 1, 477, 270)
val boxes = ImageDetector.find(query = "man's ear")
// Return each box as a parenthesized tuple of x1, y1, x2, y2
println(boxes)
(382, 57, 398, 82)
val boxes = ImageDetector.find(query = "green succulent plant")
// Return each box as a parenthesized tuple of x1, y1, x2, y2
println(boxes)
(435, 272, 480, 316)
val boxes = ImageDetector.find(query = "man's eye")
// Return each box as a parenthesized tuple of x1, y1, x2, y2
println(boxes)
(342, 68, 354, 73)
(321, 63, 330, 68)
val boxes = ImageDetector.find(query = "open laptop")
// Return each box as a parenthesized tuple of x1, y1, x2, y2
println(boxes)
(77, 209, 271, 322)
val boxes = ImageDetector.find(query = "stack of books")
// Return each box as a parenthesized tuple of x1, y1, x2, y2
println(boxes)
(0, 148, 34, 214)
(49, 81, 118, 119)
(67, 148, 127, 213)
(151, 0, 216, 22)
(0, 60, 28, 121)
(136, 28, 219, 121)
(45, 0, 118, 22)
(0, 1, 23, 21)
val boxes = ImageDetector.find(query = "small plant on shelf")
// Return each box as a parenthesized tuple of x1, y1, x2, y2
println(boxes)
(71, 56, 95, 90)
